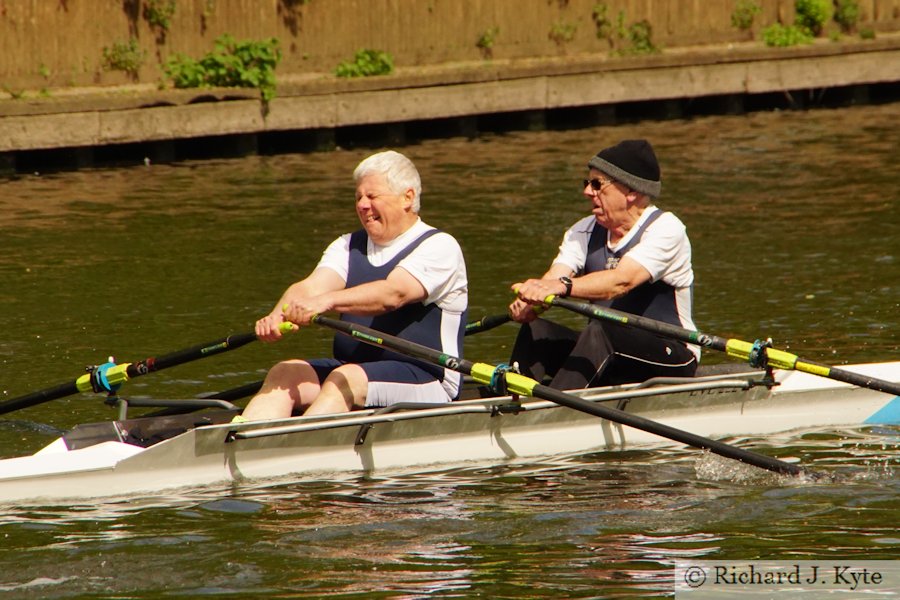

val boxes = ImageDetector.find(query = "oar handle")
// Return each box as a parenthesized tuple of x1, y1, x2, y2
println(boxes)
(105, 322, 297, 387)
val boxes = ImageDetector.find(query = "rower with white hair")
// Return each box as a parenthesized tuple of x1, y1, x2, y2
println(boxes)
(241, 150, 468, 419)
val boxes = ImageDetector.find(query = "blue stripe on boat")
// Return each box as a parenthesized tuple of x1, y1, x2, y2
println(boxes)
(864, 397, 900, 425)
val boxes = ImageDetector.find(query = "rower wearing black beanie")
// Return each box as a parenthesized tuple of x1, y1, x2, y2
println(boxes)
(508, 139, 699, 389)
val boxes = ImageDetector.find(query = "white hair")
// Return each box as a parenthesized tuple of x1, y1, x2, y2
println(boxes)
(353, 150, 422, 212)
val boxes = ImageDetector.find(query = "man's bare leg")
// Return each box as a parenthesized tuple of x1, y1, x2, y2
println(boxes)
(304, 364, 368, 416)
(241, 359, 321, 421)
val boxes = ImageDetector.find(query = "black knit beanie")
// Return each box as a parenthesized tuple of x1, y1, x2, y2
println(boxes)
(587, 139, 661, 198)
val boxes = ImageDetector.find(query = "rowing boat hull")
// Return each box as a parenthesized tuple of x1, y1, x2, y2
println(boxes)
(1, 362, 898, 504)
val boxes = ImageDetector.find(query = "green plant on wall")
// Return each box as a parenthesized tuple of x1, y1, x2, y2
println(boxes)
(795, 0, 833, 36)
(731, 0, 762, 32)
(164, 35, 282, 102)
(753, 0, 867, 46)
(762, 22, 814, 46)
(623, 20, 658, 55)
(102, 38, 146, 80)
(37, 64, 52, 96)
(592, 3, 612, 40)
(760, 0, 842, 46)
(833, 0, 860, 33)
(3, 86, 26, 100)
(144, 0, 175, 32)
(477, 26, 500, 59)
(592, 6, 658, 55)
(548, 20, 577, 47)
(335, 49, 394, 78)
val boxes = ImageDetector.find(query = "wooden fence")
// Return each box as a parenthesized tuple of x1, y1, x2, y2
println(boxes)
(2, 0, 899, 91)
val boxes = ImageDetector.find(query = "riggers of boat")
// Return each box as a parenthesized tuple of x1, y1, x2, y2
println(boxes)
(0, 361, 898, 505)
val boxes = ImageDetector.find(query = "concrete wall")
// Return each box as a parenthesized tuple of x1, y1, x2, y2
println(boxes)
(3, 0, 900, 92)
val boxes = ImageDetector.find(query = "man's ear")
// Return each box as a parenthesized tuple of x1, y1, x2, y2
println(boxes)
(625, 189, 645, 206)
(404, 188, 415, 210)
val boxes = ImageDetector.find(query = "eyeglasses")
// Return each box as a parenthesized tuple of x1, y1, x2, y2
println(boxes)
(583, 178, 615, 192)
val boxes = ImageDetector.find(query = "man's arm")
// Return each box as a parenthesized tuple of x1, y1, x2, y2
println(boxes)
(564, 256, 651, 301)
(256, 268, 346, 340)
(322, 267, 427, 315)
(513, 256, 651, 308)
(282, 267, 427, 327)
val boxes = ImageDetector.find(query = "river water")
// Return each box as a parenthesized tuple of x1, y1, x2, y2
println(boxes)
(0, 102, 898, 597)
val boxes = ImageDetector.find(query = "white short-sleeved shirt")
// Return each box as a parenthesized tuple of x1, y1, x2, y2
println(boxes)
(316, 218, 468, 315)
(553, 207, 699, 359)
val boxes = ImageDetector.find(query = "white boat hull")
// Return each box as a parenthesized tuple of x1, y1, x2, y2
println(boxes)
(1, 362, 898, 504)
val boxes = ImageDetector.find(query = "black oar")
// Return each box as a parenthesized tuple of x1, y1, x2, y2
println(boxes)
(464, 313, 511, 335)
(546, 296, 900, 397)
(311, 314, 814, 478)
(0, 330, 275, 416)
(199, 314, 514, 404)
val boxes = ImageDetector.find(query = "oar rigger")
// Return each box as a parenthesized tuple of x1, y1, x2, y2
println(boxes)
(485, 362, 521, 400)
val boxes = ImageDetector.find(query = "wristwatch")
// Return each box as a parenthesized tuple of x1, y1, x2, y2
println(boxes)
(559, 276, 573, 298)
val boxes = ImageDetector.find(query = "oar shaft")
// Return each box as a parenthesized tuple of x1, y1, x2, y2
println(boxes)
(0, 381, 80, 416)
(466, 365, 803, 476)
(808, 364, 900, 395)
(0, 331, 263, 416)
(124, 332, 260, 377)
(170, 316, 510, 409)
(725, 338, 900, 395)
(316, 316, 476, 375)
(550, 296, 900, 396)
(550, 296, 729, 351)
(529, 380, 802, 476)
(465, 313, 511, 336)
(312, 315, 810, 478)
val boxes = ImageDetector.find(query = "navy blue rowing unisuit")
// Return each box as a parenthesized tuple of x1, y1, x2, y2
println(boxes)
(332, 228, 467, 398)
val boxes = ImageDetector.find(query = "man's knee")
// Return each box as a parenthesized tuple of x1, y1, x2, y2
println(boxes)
(266, 359, 315, 386)
(321, 364, 369, 408)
